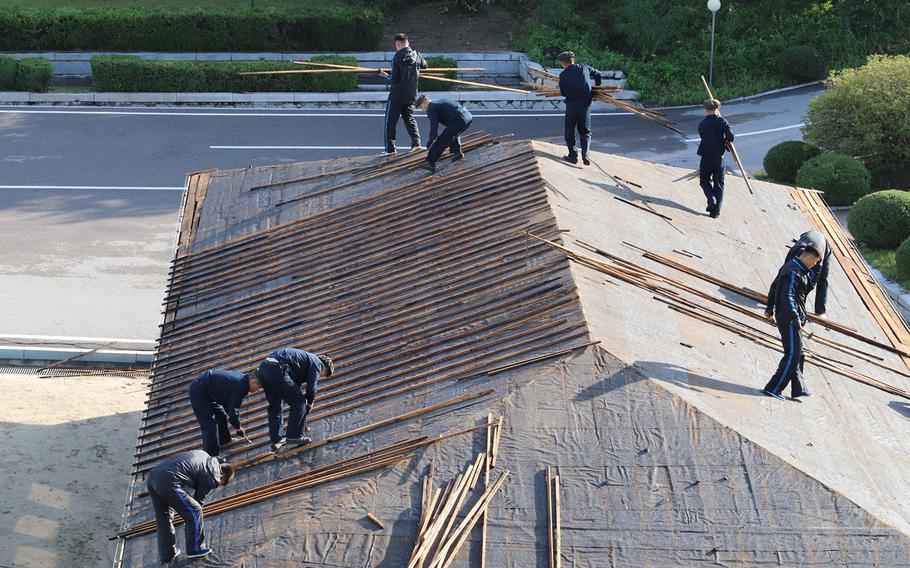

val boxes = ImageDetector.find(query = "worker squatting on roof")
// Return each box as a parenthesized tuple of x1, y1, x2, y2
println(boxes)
(697, 98, 736, 219)
(378, 33, 428, 155)
(188, 369, 262, 457)
(146, 449, 234, 564)
(415, 95, 474, 173)
(556, 51, 604, 166)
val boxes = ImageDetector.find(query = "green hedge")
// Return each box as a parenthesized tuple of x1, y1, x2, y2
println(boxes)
(15, 57, 53, 92)
(92, 55, 358, 93)
(762, 140, 821, 184)
(0, 6, 383, 51)
(419, 56, 457, 92)
(895, 237, 910, 279)
(795, 152, 872, 206)
(848, 190, 910, 249)
(0, 55, 15, 89)
(776, 45, 827, 83)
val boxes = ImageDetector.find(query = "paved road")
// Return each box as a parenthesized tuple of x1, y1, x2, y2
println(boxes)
(0, 85, 821, 340)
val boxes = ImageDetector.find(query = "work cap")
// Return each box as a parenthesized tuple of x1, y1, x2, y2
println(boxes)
(415, 94, 429, 107)
(556, 51, 575, 62)
(704, 98, 720, 110)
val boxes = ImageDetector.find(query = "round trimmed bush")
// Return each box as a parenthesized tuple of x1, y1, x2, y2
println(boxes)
(847, 190, 910, 249)
(777, 45, 827, 82)
(763, 140, 821, 183)
(795, 153, 872, 206)
(0, 55, 16, 89)
(895, 237, 910, 278)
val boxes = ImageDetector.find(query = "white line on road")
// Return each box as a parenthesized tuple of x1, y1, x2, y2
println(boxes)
(0, 184, 184, 191)
(210, 145, 384, 150)
(684, 123, 804, 142)
(0, 109, 630, 118)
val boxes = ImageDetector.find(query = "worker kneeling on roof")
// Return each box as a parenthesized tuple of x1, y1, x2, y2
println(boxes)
(762, 244, 822, 400)
(188, 368, 262, 458)
(258, 348, 334, 452)
(415, 94, 473, 173)
(146, 449, 234, 565)
(557, 51, 603, 166)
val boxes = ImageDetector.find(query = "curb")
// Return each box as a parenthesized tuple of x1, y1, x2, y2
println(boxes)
(869, 267, 910, 321)
(653, 81, 824, 111)
(0, 334, 156, 365)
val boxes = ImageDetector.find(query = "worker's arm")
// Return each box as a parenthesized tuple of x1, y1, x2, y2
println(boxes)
(427, 107, 439, 147)
(417, 51, 428, 70)
(588, 65, 603, 87)
(192, 459, 222, 504)
(722, 117, 735, 143)
(227, 390, 244, 430)
(814, 258, 830, 315)
(305, 367, 319, 407)
(785, 271, 802, 323)
(558, 73, 566, 97)
(765, 276, 778, 318)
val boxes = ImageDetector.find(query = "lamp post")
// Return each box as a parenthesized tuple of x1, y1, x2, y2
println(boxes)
(707, 0, 721, 88)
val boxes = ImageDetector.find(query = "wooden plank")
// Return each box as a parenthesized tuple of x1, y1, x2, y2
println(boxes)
(546, 466, 554, 568)
(366, 513, 385, 530)
(554, 474, 562, 568)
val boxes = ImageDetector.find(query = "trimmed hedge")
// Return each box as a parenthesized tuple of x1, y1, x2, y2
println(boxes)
(0, 6, 383, 51)
(895, 237, 910, 279)
(15, 57, 53, 92)
(92, 55, 358, 93)
(795, 152, 872, 206)
(0, 55, 15, 90)
(419, 56, 457, 92)
(763, 140, 821, 183)
(776, 45, 827, 83)
(847, 190, 910, 249)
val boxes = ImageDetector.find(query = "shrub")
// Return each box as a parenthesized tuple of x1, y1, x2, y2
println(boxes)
(15, 57, 52, 92)
(804, 55, 910, 185)
(776, 45, 827, 83)
(848, 190, 910, 249)
(0, 7, 383, 52)
(762, 140, 821, 183)
(0, 55, 16, 89)
(419, 56, 457, 92)
(895, 237, 910, 279)
(795, 153, 871, 206)
(92, 55, 358, 93)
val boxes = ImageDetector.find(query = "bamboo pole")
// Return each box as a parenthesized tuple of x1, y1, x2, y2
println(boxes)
(546, 466, 554, 568)
(419, 74, 531, 94)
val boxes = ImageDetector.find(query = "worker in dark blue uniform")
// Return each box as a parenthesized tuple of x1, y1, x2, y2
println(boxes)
(188, 369, 262, 458)
(696, 98, 735, 218)
(415, 94, 473, 172)
(762, 245, 822, 400)
(557, 51, 603, 166)
(146, 449, 234, 565)
(258, 348, 334, 452)
(378, 33, 427, 155)
(777, 230, 832, 317)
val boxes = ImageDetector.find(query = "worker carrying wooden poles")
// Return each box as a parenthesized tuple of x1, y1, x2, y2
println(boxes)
(257, 348, 335, 452)
(556, 51, 604, 166)
(414, 94, 474, 173)
(696, 98, 736, 218)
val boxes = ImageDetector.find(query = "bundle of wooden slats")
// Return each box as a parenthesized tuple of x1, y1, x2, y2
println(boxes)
(545, 466, 561, 568)
(524, 66, 682, 134)
(409, 416, 505, 568)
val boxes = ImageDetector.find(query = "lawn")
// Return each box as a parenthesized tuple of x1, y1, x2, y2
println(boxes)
(858, 245, 910, 290)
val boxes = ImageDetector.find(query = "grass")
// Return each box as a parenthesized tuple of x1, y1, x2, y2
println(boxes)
(0, 0, 345, 7)
(858, 244, 910, 290)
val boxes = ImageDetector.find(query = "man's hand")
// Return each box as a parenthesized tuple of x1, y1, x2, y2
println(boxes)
(378, 69, 389, 79)
(764, 308, 774, 323)
(306, 402, 314, 412)
(235, 427, 245, 438)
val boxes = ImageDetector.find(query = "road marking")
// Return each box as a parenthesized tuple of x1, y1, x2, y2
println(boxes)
(684, 123, 804, 142)
(0, 108, 630, 118)
(210, 145, 385, 150)
(0, 184, 184, 191)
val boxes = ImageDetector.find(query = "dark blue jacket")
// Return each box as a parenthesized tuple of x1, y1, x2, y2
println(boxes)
(558, 64, 603, 105)
(387, 46, 427, 103)
(784, 230, 832, 315)
(696, 115, 735, 160)
(146, 450, 221, 504)
(427, 99, 473, 143)
(191, 369, 249, 429)
(766, 258, 812, 325)
(269, 348, 323, 405)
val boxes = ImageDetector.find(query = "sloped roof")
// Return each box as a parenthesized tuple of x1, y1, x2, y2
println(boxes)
(116, 139, 910, 566)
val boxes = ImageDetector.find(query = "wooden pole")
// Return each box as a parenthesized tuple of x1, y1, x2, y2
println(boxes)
(419, 74, 531, 94)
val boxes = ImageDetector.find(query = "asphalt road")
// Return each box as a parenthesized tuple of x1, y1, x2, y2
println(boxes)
(0, 85, 822, 340)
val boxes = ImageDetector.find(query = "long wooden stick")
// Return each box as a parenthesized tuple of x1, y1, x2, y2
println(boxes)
(700, 75, 754, 195)
(292, 60, 485, 72)
(553, 474, 561, 568)
(546, 466, 555, 568)
(420, 74, 531, 94)
(238, 66, 485, 76)
(36, 340, 119, 373)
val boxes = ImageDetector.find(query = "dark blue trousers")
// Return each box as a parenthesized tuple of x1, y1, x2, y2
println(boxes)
(564, 101, 592, 158)
(699, 156, 726, 213)
(189, 381, 231, 457)
(427, 118, 472, 165)
(384, 98, 420, 153)
(259, 361, 308, 444)
(146, 479, 207, 563)
(764, 319, 807, 397)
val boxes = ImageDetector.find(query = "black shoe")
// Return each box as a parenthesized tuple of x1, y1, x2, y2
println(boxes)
(792, 391, 812, 398)
(709, 208, 720, 219)
(287, 436, 312, 447)
(563, 154, 578, 164)
(186, 548, 212, 559)
(419, 162, 437, 173)
(761, 389, 786, 401)
(705, 203, 715, 213)
(270, 438, 287, 453)
(582, 156, 591, 166)
(162, 548, 181, 565)
(379, 150, 397, 156)
(453, 152, 465, 161)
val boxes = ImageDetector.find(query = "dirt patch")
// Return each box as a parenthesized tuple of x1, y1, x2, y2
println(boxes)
(383, 1, 522, 52)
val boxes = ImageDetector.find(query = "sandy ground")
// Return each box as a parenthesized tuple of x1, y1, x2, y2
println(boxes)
(0, 371, 147, 568)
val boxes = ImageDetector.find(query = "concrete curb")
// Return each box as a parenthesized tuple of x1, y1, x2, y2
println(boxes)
(654, 81, 824, 111)
(869, 267, 910, 322)
(0, 334, 156, 365)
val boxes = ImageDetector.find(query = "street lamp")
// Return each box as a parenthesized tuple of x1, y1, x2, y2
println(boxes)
(707, 0, 721, 88)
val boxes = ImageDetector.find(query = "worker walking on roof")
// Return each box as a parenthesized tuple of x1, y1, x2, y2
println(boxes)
(557, 51, 603, 166)
(697, 98, 735, 219)
(775, 230, 833, 318)
(146, 449, 234, 565)
(415, 94, 473, 173)
(188, 369, 262, 458)
(762, 245, 822, 400)
(258, 348, 334, 452)
(378, 33, 427, 155)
